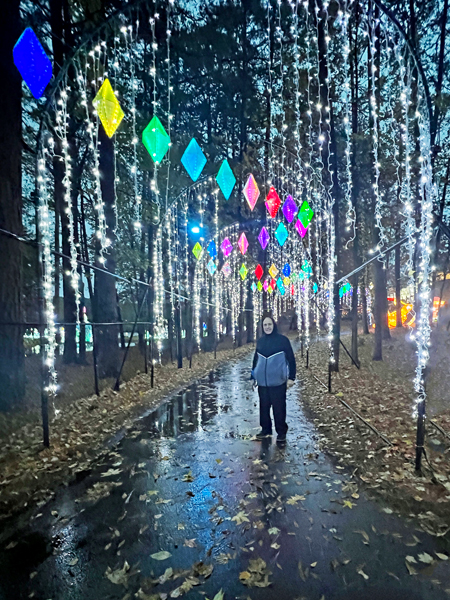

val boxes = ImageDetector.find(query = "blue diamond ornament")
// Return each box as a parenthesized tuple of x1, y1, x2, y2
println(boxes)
(207, 240, 217, 259)
(207, 259, 217, 275)
(282, 263, 291, 277)
(216, 160, 236, 200)
(14, 28, 52, 99)
(181, 138, 207, 182)
(277, 278, 286, 296)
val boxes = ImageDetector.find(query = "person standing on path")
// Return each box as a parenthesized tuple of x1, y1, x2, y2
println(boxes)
(251, 313, 296, 444)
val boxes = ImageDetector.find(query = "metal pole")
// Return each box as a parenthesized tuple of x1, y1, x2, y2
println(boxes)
(415, 397, 426, 470)
(175, 301, 183, 369)
(91, 323, 100, 396)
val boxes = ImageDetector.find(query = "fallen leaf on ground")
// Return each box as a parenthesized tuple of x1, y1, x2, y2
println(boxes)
(151, 551, 172, 561)
(105, 561, 131, 585)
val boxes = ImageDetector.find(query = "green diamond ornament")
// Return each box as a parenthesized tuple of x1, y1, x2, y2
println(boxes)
(216, 159, 236, 200)
(257, 281, 263, 292)
(192, 242, 203, 260)
(239, 263, 248, 281)
(299, 200, 314, 228)
(142, 116, 170, 164)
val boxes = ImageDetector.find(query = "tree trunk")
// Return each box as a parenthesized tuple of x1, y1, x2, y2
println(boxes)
(372, 260, 384, 360)
(395, 243, 402, 327)
(94, 127, 120, 378)
(0, 0, 24, 410)
(350, 0, 360, 365)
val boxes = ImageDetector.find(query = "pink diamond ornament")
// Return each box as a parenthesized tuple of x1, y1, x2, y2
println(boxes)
(263, 280, 269, 292)
(295, 218, 308, 238)
(221, 237, 233, 258)
(238, 233, 249, 255)
(243, 174, 260, 211)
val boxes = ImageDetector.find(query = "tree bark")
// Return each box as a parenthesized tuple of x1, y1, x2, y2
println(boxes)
(395, 243, 402, 327)
(94, 127, 120, 378)
(0, 0, 24, 410)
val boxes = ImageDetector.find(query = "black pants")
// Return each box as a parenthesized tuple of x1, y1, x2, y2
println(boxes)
(258, 383, 288, 436)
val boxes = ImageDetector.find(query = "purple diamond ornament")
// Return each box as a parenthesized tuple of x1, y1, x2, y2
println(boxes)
(282, 195, 298, 223)
(258, 226, 270, 250)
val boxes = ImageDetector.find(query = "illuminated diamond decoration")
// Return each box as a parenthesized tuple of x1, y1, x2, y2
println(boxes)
(263, 280, 269, 292)
(282, 263, 291, 278)
(283, 277, 290, 286)
(222, 261, 231, 277)
(243, 174, 260, 211)
(268, 264, 278, 279)
(275, 222, 288, 247)
(239, 264, 248, 281)
(295, 219, 308, 238)
(265, 187, 281, 218)
(291, 284, 295, 296)
(192, 242, 203, 260)
(216, 160, 236, 200)
(255, 264, 264, 280)
(221, 237, 233, 258)
(313, 282, 318, 293)
(238, 233, 249, 255)
(258, 226, 270, 250)
(93, 78, 125, 138)
(142, 115, 170, 163)
(302, 259, 313, 276)
(257, 281, 263, 291)
(277, 278, 285, 296)
(181, 138, 207, 182)
(291, 272, 298, 283)
(270, 279, 276, 290)
(282, 195, 298, 223)
(207, 240, 217, 259)
(299, 200, 314, 228)
(207, 259, 217, 275)
(268, 286, 273, 295)
(13, 28, 52, 100)
(251, 282, 257, 292)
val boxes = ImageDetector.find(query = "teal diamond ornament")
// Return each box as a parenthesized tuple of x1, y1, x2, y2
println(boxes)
(274, 222, 288, 247)
(142, 116, 170, 164)
(251, 282, 257, 292)
(277, 278, 286, 296)
(207, 259, 217, 275)
(216, 160, 236, 200)
(181, 138, 207, 182)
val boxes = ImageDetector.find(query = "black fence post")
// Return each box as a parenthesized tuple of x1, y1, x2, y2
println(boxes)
(91, 323, 100, 396)
(415, 397, 426, 471)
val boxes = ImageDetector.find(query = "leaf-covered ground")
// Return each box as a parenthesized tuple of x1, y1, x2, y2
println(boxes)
(298, 328, 450, 534)
(0, 345, 251, 527)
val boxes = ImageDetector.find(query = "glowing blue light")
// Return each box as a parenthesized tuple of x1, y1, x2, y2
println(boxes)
(13, 28, 52, 99)
(191, 226, 200, 234)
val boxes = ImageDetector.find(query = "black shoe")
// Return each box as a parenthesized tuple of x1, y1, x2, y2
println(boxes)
(255, 430, 272, 440)
(276, 434, 286, 444)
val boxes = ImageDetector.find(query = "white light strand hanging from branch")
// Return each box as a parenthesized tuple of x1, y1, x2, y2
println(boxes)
(277, 0, 287, 197)
(83, 53, 107, 260)
(37, 142, 58, 394)
(338, 0, 356, 244)
(128, 20, 142, 235)
(413, 89, 435, 415)
(368, 5, 386, 251)
(397, 49, 416, 302)
(57, 78, 80, 328)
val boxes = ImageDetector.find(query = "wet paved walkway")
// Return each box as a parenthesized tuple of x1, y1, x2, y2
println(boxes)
(1, 351, 450, 599)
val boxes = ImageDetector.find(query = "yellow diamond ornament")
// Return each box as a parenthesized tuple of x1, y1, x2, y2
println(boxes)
(268, 264, 279, 279)
(93, 78, 124, 138)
